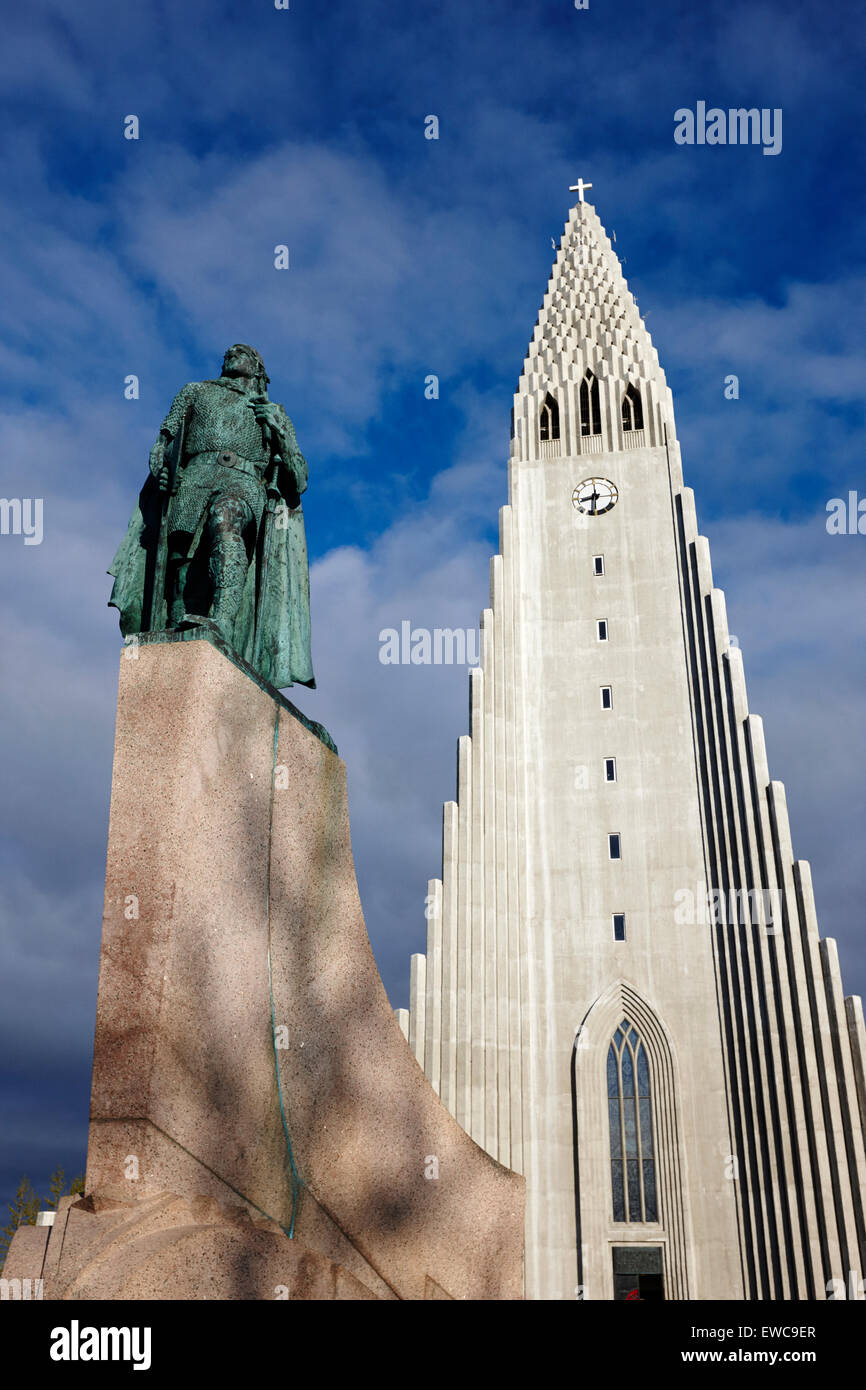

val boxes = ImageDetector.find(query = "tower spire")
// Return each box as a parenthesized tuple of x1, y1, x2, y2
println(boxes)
(512, 198, 674, 460)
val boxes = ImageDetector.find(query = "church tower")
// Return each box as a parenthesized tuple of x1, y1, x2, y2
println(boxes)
(399, 192, 866, 1301)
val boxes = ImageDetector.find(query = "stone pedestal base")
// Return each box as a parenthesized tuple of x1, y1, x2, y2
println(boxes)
(8, 1191, 377, 1300)
(8, 637, 523, 1300)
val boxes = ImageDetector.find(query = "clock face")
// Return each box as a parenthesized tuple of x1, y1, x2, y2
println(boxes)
(573, 477, 619, 516)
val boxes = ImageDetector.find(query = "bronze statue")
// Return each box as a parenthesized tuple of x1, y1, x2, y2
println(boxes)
(108, 344, 315, 690)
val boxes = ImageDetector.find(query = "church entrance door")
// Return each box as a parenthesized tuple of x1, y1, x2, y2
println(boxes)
(612, 1246, 665, 1301)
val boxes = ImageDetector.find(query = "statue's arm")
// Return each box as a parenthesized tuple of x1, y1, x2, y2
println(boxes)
(272, 405, 308, 501)
(149, 384, 196, 479)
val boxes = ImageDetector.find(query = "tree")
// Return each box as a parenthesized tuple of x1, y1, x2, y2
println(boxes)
(0, 1169, 85, 1272)
(0, 1176, 40, 1269)
(46, 1166, 84, 1210)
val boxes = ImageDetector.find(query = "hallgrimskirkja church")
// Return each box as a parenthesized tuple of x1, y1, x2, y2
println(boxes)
(398, 193, 866, 1301)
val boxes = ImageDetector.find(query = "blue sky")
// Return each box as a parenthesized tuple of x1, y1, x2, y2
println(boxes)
(1, 0, 865, 1219)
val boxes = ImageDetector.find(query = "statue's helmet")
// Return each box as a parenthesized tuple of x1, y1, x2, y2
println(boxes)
(222, 343, 270, 390)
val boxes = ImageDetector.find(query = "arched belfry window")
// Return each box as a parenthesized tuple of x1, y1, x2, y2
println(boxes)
(607, 1018, 658, 1222)
(579, 370, 601, 437)
(621, 383, 644, 433)
(539, 392, 560, 442)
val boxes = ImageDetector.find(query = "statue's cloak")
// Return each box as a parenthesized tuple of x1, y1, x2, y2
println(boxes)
(108, 468, 315, 691)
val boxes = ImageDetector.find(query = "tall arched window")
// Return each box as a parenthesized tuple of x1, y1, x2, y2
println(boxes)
(579, 370, 601, 436)
(539, 392, 560, 442)
(607, 1018, 657, 1222)
(621, 383, 644, 433)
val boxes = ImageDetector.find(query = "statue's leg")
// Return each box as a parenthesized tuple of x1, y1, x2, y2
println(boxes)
(206, 495, 254, 642)
(166, 534, 193, 629)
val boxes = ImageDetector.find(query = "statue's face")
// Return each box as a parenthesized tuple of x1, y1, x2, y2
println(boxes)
(222, 345, 259, 381)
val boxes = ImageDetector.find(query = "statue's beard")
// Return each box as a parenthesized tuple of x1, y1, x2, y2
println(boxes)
(223, 369, 257, 390)
(222, 363, 266, 392)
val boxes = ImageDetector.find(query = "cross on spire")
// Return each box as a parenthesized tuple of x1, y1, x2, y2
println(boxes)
(569, 178, 592, 203)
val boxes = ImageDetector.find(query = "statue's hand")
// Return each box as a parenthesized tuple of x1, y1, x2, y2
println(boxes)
(157, 464, 171, 493)
(248, 397, 283, 435)
(149, 439, 166, 479)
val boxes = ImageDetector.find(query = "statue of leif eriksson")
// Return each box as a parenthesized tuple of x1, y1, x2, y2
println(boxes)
(108, 344, 315, 690)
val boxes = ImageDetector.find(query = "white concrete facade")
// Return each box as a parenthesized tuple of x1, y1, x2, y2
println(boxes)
(403, 201, 866, 1300)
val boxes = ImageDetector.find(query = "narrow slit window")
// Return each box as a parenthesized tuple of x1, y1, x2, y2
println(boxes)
(601, 686, 613, 710)
(613, 913, 626, 942)
(609, 833, 621, 859)
(605, 757, 617, 782)
(593, 555, 605, 576)
(597, 619, 608, 641)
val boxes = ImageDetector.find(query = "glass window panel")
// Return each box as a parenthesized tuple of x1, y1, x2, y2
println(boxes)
(607, 1045, 619, 1097)
(643, 1161, 658, 1221)
(621, 1047, 634, 1099)
(626, 1159, 641, 1221)
(639, 1098, 654, 1157)
(637, 1045, 650, 1098)
(628, 1028, 638, 1047)
(639, 1100, 653, 1156)
(623, 1095, 637, 1158)
(608, 1099, 622, 1157)
(611, 1161, 625, 1221)
(613, 1246, 662, 1276)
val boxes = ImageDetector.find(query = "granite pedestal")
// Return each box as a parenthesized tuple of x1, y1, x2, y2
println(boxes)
(7, 637, 523, 1300)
